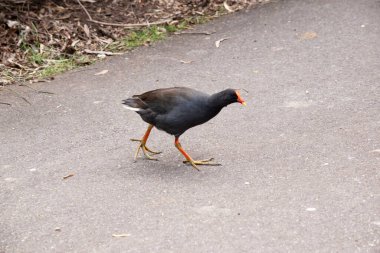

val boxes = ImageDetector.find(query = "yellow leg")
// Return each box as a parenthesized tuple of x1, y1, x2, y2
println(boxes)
(131, 125, 161, 161)
(174, 137, 221, 171)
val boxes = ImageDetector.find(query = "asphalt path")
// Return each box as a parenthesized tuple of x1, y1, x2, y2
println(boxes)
(1, 0, 379, 252)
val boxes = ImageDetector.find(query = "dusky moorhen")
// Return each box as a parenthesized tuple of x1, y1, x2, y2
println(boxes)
(122, 87, 246, 170)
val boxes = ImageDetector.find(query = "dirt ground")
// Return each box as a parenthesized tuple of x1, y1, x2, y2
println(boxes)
(0, 0, 262, 85)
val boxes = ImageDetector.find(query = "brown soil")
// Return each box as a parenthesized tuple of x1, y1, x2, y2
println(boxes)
(0, 0, 261, 85)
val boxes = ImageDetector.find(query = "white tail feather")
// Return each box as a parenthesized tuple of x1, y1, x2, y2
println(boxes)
(123, 104, 141, 111)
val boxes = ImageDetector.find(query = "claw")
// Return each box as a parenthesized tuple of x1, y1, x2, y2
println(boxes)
(183, 158, 221, 166)
(131, 138, 162, 155)
(131, 138, 161, 161)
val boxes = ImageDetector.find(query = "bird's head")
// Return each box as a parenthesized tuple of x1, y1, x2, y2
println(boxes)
(223, 89, 246, 106)
(234, 89, 247, 106)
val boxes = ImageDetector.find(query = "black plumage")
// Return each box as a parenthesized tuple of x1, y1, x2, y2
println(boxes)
(122, 87, 246, 170)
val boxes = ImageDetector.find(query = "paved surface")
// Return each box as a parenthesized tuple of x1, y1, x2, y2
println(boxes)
(1, 0, 380, 252)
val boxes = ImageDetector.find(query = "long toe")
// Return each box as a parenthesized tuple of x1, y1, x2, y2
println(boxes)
(183, 158, 221, 166)
(144, 146, 162, 155)
(130, 138, 162, 155)
(142, 146, 159, 161)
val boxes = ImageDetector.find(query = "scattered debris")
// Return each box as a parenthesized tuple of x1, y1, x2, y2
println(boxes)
(0, 1, 262, 85)
(4, 177, 17, 182)
(177, 31, 215, 35)
(306, 207, 317, 212)
(223, 1, 235, 13)
(300, 32, 318, 40)
(3, 86, 31, 105)
(180, 60, 193, 64)
(112, 233, 131, 237)
(215, 37, 230, 48)
(94, 70, 109, 76)
(63, 173, 74, 180)
(19, 84, 55, 95)
(84, 50, 123, 56)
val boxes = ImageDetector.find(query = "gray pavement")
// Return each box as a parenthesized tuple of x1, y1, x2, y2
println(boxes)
(1, 0, 380, 252)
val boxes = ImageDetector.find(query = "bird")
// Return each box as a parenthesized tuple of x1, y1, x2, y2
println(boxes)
(122, 87, 246, 170)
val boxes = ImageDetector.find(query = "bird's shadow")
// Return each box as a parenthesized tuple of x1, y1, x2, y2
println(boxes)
(117, 157, 219, 183)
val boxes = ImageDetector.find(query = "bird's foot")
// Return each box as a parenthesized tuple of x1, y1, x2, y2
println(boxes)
(130, 138, 162, 160)
(183, 158, 221, 171)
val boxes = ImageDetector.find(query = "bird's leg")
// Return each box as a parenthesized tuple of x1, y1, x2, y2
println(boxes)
(131, 124, 161, 161)
(174, 137, 221, 171)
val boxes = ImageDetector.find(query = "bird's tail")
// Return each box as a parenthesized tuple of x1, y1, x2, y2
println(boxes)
(122, 98, 146, 111)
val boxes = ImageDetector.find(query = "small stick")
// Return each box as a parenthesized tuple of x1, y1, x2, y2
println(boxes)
(3, 86, 31, 105)
(76, 0, 171, 28)
(83, 49, 123, 56)
(19, 83, 55, 95)
(88, 18, 172, 28)
(178, 31, 215, 35)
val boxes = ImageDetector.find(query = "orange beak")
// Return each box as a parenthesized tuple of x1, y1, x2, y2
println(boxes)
(235, 90, 247, 106)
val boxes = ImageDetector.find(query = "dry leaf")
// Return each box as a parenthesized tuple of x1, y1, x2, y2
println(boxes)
(112, 233, 131, 237)
(180, 60, 193, 64)
(63, 173, 74, 179)
(300, 32, 317, 40)
(94, 69, 108, 75)
(215, 37, 229, 48)
(223, 1, 234, 13)
(83, 24, 90, 38)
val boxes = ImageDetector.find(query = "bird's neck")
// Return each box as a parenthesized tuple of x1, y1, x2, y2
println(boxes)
(207, 90, 232, 110)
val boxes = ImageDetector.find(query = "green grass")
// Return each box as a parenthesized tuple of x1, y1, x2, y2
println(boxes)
(3, 14, 215, 84)
(109, 26, 167, 51)
(19, 43, 94, 79)
(38, 59, 77, 78)
(108, 17, 210, 52)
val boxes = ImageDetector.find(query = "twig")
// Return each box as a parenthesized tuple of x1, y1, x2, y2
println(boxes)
(88, 18, 172, 28)
(177, 31, 215, 35)
(4, 86, 31, 105)
(76, 0, 92, 20)
(83, 49, 123, 56)
(70, 67, 98, 73)
(0, 102, 11, 106)
(76, 0, 171, 28)
(19, 83, 55, 95)
(215, 37, 230, 48)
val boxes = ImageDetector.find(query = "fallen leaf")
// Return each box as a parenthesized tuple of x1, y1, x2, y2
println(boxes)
(112, 233, 131, 237)
(83, 24, 90, 38)
(223, 1, 234, 12)
(94, 69, 108, 75)
(7, 20, 19, 28)
(215, 37, 229, 48)
(180, 60, 193, 64)
(300, 32, 317, 40)
(63, 173, 74, 179)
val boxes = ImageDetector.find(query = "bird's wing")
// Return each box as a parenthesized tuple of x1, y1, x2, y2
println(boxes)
(133, 87, 208, 114)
